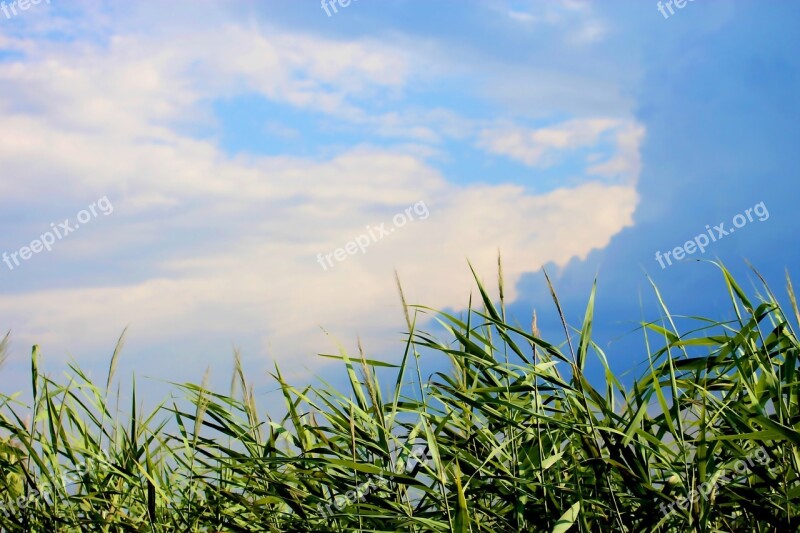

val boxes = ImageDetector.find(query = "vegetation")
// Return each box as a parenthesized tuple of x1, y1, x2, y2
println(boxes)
(1, 261, 799, 532)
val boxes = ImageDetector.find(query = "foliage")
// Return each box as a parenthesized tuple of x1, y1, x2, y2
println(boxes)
(1, 261, 799, 532)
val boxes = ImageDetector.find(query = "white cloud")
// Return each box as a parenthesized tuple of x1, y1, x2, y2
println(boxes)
(567, 20, 608, 45)
(0, 153, 637, 370)
(0, 7, 642, 384)
(588, 122, 646, 184)
(499, 0, 608, 44)
(478, 118, 640, 175)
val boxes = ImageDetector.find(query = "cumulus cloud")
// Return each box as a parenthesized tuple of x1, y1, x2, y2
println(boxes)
(0, 166, 637, 369)
(0, 6, 642, 383)
(477, 118, 643, 184)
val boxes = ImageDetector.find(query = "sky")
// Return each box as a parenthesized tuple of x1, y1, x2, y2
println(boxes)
(0, 0, 798, 401)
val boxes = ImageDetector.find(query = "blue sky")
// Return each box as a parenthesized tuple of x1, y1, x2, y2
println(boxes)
(0, 1, 798, 400)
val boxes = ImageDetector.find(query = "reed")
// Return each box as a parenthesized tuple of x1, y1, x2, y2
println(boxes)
(1, 260, 798, 531)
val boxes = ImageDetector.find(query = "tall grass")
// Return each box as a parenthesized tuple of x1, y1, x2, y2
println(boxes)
(1, 261, 799, 531)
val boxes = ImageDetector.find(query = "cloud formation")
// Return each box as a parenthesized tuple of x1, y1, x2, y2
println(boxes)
(0, 5, 643, 382)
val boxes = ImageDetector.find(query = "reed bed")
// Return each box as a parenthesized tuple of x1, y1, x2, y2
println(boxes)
(1, 260, 799, 532)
